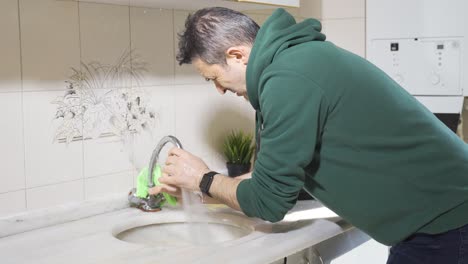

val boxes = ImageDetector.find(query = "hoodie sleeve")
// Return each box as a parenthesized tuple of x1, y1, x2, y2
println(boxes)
(237, 72, 328, 222)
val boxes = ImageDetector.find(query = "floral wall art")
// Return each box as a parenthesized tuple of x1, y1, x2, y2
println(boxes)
(52, 49, 156, 145)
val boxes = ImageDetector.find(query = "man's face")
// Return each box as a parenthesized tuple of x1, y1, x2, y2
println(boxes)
(193, 47, 250, 100)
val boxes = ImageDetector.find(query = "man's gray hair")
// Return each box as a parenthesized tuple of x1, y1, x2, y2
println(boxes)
(176, 7, 260, 65)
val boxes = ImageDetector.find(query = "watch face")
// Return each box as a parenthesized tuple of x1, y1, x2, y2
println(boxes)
(200, 176, 209, 190)
(199, 172, 217, 197)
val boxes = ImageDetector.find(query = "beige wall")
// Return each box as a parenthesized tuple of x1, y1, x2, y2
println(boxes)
(0, 0, 365, 217)
(248, 0, 366, 59)
(1, 0, 465, 218)
(0, 0, 257, 217)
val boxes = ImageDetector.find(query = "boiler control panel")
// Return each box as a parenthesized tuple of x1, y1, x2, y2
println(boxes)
(368, 37, 462, 96)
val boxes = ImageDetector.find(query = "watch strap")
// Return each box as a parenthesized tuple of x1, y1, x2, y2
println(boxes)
(199, 171, 218, 197)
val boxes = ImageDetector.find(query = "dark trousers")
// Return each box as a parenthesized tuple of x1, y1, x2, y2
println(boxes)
(387, 224, 468, 264)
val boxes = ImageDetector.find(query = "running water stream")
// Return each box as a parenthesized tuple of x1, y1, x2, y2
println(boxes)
(181, 182, 224, 246)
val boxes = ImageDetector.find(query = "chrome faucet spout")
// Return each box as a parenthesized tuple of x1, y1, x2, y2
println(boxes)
(147, 136, 183, 188)
(128, 135, 183, 212)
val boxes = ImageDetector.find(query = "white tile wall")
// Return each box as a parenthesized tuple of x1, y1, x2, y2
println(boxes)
(173, 10, 207, 85)
(84, 171, 132, 200)
(128, 86, 176, 170)
(283, 7, 300, 17)
(82, 88, 133, 178)
(0, 0, 22, 93)
(244, 7, 294, 16)
(299, 0, 366, 57)
(79, 2, 131, 89)
(130, 7, 174, 87)
(246, 9, 308, 24)
(23, 91, 83, 188)
(299, 0, 322, 19)
(174, 84, 219, 167)
(322, 18, 366, 57)
(321, 0, 365, 19)
(245, 13, 271, 26)
(81, 85, 176, 177)
(0, 190, 26, 217)
(0, 0, 367, 216)
(26, 180, 84, 210)
(0, 92, 25, 193)
(175, 84, 252, 169)
(83, 135, 133, 178)
(19, 0, 80, 92)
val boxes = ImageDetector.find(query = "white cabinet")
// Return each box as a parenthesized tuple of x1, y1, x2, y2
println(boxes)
(239, 0, 299, 7)
(315, 230, 389, 264)
(270, 227, 389, 264)
(66, 0, 299, 10)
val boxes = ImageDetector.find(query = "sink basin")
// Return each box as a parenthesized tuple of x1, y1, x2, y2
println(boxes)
(112, 210, 256, 247)
(115, 221, 252, 247)
(111, 202, 340, 249)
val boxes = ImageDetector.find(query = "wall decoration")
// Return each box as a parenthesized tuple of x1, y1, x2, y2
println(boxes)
(52, 48, 155, 144)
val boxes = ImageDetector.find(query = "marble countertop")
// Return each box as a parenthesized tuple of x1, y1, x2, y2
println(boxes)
(0, 197, 349, 264)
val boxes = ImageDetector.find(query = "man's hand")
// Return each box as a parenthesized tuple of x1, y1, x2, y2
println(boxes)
(148, 147, 249, 211)
(148, 184, 182, 197)
(159, 147, 210, 192)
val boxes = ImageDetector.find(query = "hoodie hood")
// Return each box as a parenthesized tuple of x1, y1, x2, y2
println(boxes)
(246, 8, 326, 110)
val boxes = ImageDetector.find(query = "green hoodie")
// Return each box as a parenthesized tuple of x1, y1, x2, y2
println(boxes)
(237, 8, 468, 245)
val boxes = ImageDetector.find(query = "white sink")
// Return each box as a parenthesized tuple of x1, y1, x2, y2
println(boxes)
(0, 200, 348, 264)
(115, 222, 252, 247)
(112, 210, 257, 247)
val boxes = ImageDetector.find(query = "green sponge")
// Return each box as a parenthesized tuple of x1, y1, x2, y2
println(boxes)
(136, 165, 178, 206)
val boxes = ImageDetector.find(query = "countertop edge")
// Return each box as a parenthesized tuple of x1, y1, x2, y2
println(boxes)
(0, 194, 129, 238)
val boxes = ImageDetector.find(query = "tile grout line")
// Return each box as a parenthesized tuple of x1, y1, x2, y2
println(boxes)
(77, 1, 86, 201)
(172, 9, 178, 138)
(172, 9, 176, 87)
(364, 1, 367, 59)
(0, 179, 81, 195)
(0, 169, 134, 196)
(17, 0, 27, 210)
(128, 5, 133, 89)
(128, 5, 134, 187)
(18, 82, 184, 93)
(320, 17, 366, 22)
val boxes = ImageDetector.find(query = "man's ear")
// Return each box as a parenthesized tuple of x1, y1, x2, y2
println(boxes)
(226, 46, 250, 64)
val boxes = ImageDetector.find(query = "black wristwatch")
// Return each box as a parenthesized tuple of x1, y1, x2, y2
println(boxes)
(199, 171, 218, 197)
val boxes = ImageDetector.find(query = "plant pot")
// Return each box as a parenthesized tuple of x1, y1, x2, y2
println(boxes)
(226, 163, 251, 177)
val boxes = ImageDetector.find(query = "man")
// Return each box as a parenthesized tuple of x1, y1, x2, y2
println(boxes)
(149, 7, 468, 264)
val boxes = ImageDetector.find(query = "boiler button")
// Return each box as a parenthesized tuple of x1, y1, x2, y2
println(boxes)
(394, 74, 404, 83)
(430, 74, 440, 85)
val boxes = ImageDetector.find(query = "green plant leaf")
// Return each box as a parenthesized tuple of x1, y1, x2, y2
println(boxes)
(222, 130, 255, 165)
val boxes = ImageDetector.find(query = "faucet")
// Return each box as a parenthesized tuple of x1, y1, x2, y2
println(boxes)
(128, 135, 183, 212)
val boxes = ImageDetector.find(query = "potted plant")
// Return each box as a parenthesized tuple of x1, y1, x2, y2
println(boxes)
(222, 130, 255, 177)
